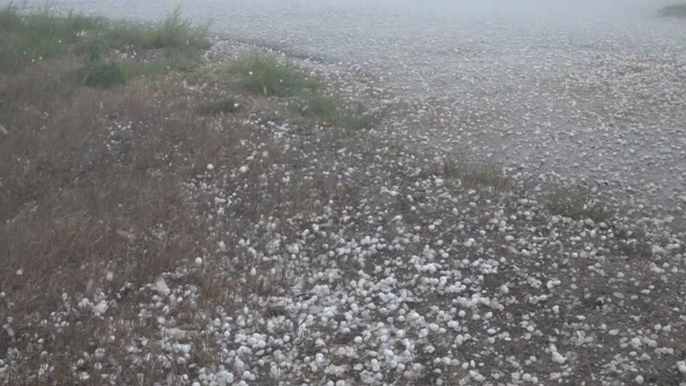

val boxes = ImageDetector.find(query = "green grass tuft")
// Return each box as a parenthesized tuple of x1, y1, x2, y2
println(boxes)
(196, 98, 241, 116)
(228, 54, 319, 97)
(296, 94, 372, 129)
(0, 5, 209, 74)
(107, 7, 210, 53)
(658, 3, 686, 18)
(228, 53, 371, 128)
(0, 5, 105, 71)
(542, 184, 615, 223)
(441, 158, 510, 190)
(79, 62, 126, 88)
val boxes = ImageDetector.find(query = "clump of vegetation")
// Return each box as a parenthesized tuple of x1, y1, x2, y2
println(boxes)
(0, 5, 104, 71)
(440, 157, 510, 190)
(542, 184, 615, 223)
(197, 97, 241, 116)
(229, 53, 372, 128)
(228, 53, 319, 97)
(0, 5, 209, 75)
(658, 3, 686, 18)
(80, 61, 126, 88)
(296, 93, 372, 129)
(108, 7, 210, 52)
(74, 43, 125, 88)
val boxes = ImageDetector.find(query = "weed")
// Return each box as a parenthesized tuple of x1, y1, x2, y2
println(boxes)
(229, 53, 319, 97)
(658, 3, 686, 18)
(72, 43, 126, 88)
(0, 5, 104, 71)
(228, 53, 371, 128)
(296, 93, 372, 129)
(542, 184, 615, 223)
(0, 6, 209, 75)
(108, 7, 210, 52)
(197, 97, 241, 116)
(605, 229, 653, 258)
(441, 157, 510, 190)
(80, 61, 126, 88)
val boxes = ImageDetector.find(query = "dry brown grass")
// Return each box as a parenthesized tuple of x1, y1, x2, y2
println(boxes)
(0, 53, 259, 384)
(0, 26, 366, 382)
(0, 10, 375, 386)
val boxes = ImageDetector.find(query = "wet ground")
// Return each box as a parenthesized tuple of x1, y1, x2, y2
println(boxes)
(14, 0, 686, 225)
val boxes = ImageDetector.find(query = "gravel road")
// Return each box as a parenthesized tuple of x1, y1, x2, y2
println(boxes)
(13, 0, 686, 223)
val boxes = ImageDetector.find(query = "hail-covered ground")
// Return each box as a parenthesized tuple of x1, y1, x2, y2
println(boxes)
(3, 44, 686, 384)
(2, 0, 686, 385)
(12, 0, 686, 228)
(3, 69, 686, 384)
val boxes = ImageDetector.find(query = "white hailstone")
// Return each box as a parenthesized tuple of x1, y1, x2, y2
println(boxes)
(234, 357, 245, 371)
(635, 375, 644, 384)
(239, 165, 249, 174)
(15, 269, 23, 276)
(93, 301, 109, 316)
(463, 239, 475, 248)
(469, 370, 485, 382)
(192, 383, 201, 386)
(154, 276, 169, 296)
(105, 271, 114, 281)
(218, 241, 226, 251)
(678, 361, 686, 374)
(250, 267, 257, 276)
(195, 257, 203, 266)
(206, 164, 215, 171)
(216, 370, 234, 386)
(270, 365, 281, 378)
(551, 352, 566, 364)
